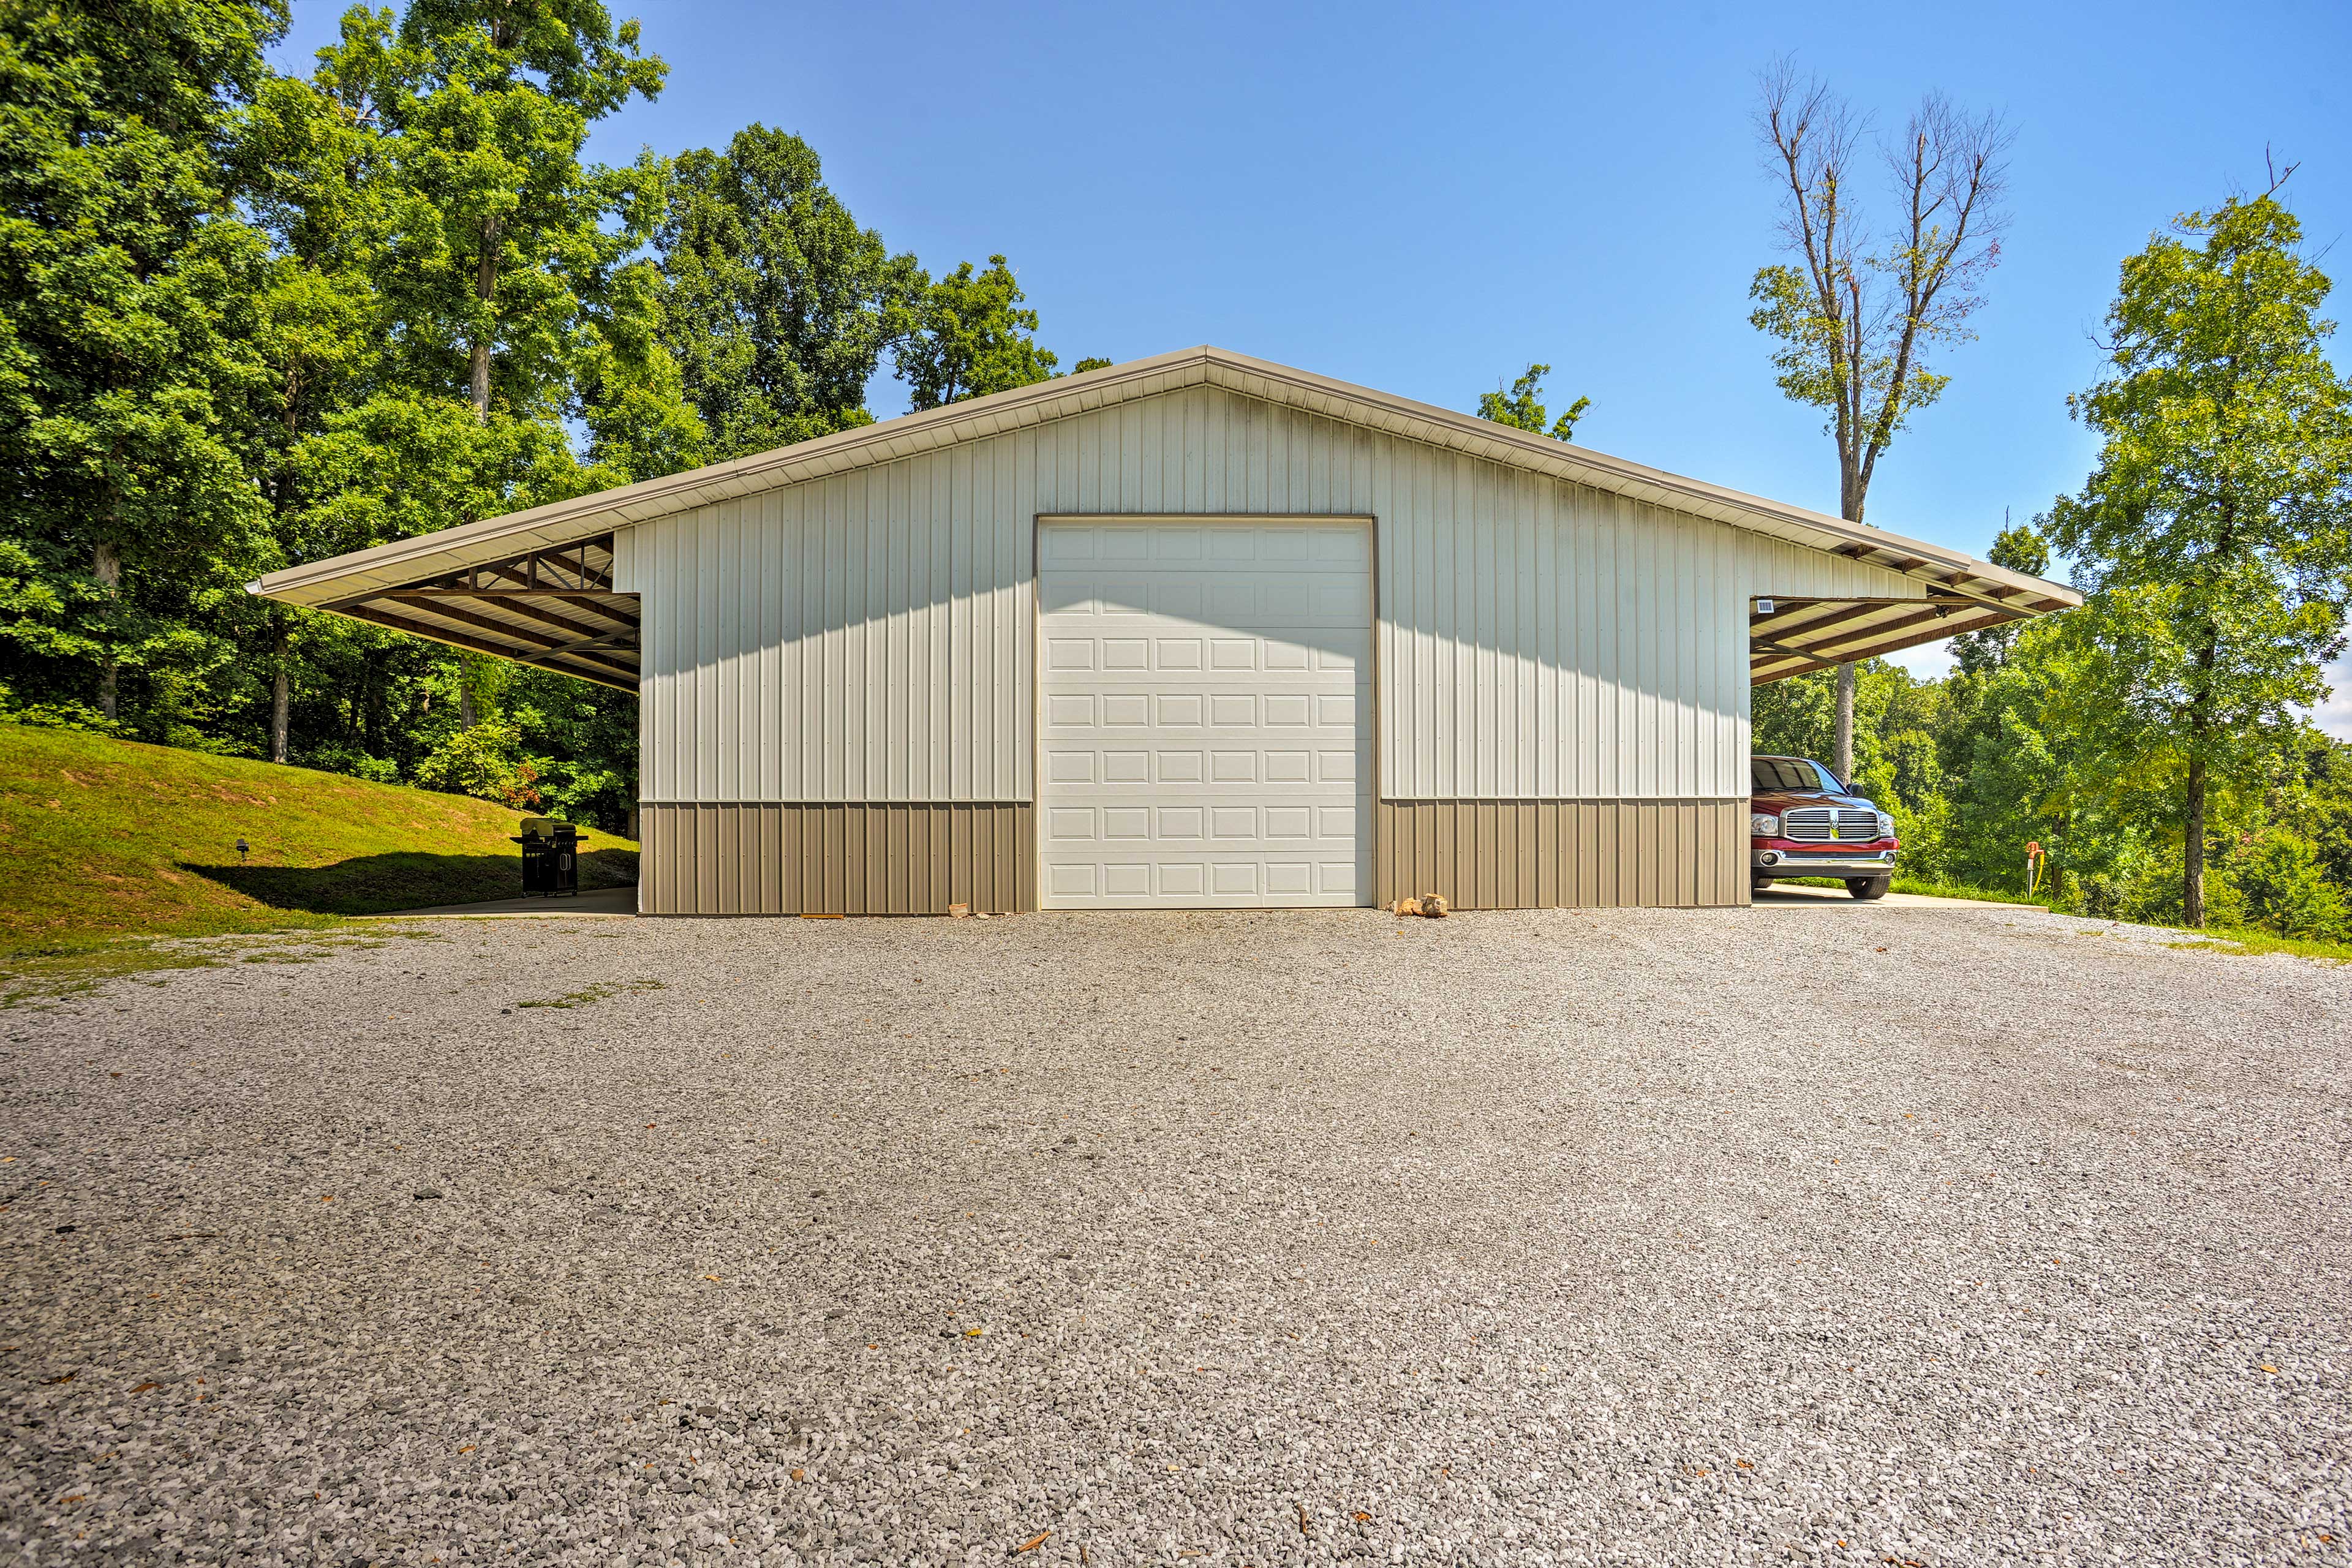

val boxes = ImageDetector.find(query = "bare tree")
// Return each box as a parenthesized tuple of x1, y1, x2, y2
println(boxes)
(1750, 61, 2011, 780)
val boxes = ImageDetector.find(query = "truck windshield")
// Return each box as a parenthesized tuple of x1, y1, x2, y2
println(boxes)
(1752, 758, 1837, 793)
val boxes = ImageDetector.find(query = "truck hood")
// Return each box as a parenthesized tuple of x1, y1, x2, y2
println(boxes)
(1750, 788, 1881, 813)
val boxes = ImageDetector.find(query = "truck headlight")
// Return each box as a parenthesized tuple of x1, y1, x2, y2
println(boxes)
(1750, 812, 1779, 836)
(1876, 813, 1894, 839)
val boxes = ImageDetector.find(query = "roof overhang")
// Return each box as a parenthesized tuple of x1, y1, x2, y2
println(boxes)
(307, 534, 638, 692)
(247, 345, 2078, 687)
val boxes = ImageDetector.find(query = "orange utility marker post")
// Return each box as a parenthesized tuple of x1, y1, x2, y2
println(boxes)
(2024, 841, 2045, 898)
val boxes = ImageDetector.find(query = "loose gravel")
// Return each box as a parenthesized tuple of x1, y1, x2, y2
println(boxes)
(3, 903, 2348, 1566)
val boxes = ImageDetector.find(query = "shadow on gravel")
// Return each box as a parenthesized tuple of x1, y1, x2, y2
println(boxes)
(183, 848, 639, 916)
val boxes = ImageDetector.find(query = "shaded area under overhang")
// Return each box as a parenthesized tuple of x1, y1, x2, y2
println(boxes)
(1751, 538, 2076, 684)
(308, 533, 638, 692)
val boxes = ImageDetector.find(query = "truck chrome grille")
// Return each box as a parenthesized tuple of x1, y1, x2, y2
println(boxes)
(1781, 807, 1882, 842)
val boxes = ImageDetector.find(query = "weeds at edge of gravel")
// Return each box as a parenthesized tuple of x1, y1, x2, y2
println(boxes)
(0, 924, 445, 1008)
(2160, 925, 2352, 964)
(516, 979, 667, 1009)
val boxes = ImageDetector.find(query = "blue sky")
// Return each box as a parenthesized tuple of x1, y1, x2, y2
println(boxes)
(270, 0, 2352, 729)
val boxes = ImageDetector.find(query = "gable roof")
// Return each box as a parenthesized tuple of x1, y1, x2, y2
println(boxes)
(247, 345, 2079, 688)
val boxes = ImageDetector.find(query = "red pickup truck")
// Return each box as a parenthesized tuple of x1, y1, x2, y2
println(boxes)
(1750, 755, 1897, 900)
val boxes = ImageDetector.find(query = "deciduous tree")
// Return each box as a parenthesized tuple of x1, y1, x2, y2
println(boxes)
(895, 255, 1063, 411)
(1474, 363, 1589, 442)
(2049, 185, 2352, 924)
(0, 0, 287, 721)
(655, 124, 919, 458)
(1749, 60, 2010, 780)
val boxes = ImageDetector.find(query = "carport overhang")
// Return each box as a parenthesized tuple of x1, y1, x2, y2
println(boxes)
(1747, 534, 2079, 685)
(252, 532, 638, 692)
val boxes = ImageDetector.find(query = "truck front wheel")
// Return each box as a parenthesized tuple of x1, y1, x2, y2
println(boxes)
(1847, 876, 1891, 900)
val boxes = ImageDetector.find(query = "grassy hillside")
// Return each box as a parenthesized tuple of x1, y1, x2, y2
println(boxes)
(0, 724, 636, 949)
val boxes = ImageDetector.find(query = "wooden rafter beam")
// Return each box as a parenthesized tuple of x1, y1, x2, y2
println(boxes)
(1751, 606, 2024, 682)
(1753, 595, 1981, 612)
(352, 593, 637, 674)
(337, 604, 636, 689)
(539, 627, 640, 658)
(382, 589, 639, 629)
(429, 587, 614, 642)
(1757, 598, 1937, 643)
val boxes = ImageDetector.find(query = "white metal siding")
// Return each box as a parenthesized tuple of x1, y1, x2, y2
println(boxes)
(617, 385, 1922, 804)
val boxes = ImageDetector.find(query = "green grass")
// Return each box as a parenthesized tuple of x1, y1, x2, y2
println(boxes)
(1872, 867, 2352, 964)
(1889, 876, 2057, 908)
(516, 978, 666, 1009)
(2159, 925, 2352, 964)
(0, 724, 636, 998)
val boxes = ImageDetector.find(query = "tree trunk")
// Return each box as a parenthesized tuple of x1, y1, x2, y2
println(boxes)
(2183, 755, 2206, 928)
(92, 541, 121, 720)
(469, 216, 501, 423)
(270, 624, 291, 765)
(1832, 477, 1864, 785)
(459, 681, 478, 731)
(1833, 664, 1856, 783)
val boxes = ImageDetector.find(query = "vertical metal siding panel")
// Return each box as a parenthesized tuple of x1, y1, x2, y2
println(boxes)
(861, 469, 887, 802)
(1413, 445, 1437, 801)
(1430, 801, 1448, 905)
(728, 500, 752, 804)
(1471, 466, 1494, 800)
(1140, 391, 1166, 510)
(780, 486, 809, 804)
(641, 805, 663, 911)
(1012, 431, 1035, 802)
(878, 466, 904, 800)
(946, 445, 970, 802)
(1633, 508, 1656, 802)
(1372, 437, 1399, 799)
(1530, 478, 1553, 801)
(1453, 459, 1477, 802)
(1576, 488, 1599, 802)
(648, 520, 668, 805)
(638, 526, 663, 803)
(1534, 800, 1555, 908)
(1121, 398, 1146, 510)
(1605, 495, 1628, 801)
(1518, 477, 1539, 797)
(1373, 802, 1392, 904)
(929, 451, 955, 799)
(719, 803, 741, 915)
(696, 511, 719, 806)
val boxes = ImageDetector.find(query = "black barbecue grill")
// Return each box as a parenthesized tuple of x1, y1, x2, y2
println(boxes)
(513, 818, 579, 897)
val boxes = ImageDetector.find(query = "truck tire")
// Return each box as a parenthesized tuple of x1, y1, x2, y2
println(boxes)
(1751, 872, 1773, 894)
(1847, 876, 1891, 900)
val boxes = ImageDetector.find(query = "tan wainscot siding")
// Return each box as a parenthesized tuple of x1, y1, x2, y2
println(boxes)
(614, 383, 1924, 913)
(638, 803, 1033, 916)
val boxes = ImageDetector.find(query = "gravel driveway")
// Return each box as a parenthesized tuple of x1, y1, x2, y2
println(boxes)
(5, 904, 2348, 1566)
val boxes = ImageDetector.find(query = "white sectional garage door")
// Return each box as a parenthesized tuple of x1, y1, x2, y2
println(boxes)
(1037, 519, 1373, 908)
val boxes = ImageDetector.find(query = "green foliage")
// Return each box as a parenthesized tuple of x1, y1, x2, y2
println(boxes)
(895, 255, 1062, 410)
(0, 0, 288, 718)
(655, 124, 918, 459)
(2225, 831, 2346, 940)
(1475, 363, 1589, 442)
(2049, 192, 2352, 922)
(413, 718, 540, 807)
(1749, 260, 1950, 451)
(1951, 516, 2049, 675)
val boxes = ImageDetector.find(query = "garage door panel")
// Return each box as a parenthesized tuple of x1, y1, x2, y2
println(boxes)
(1039, 519, 1373, 908)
